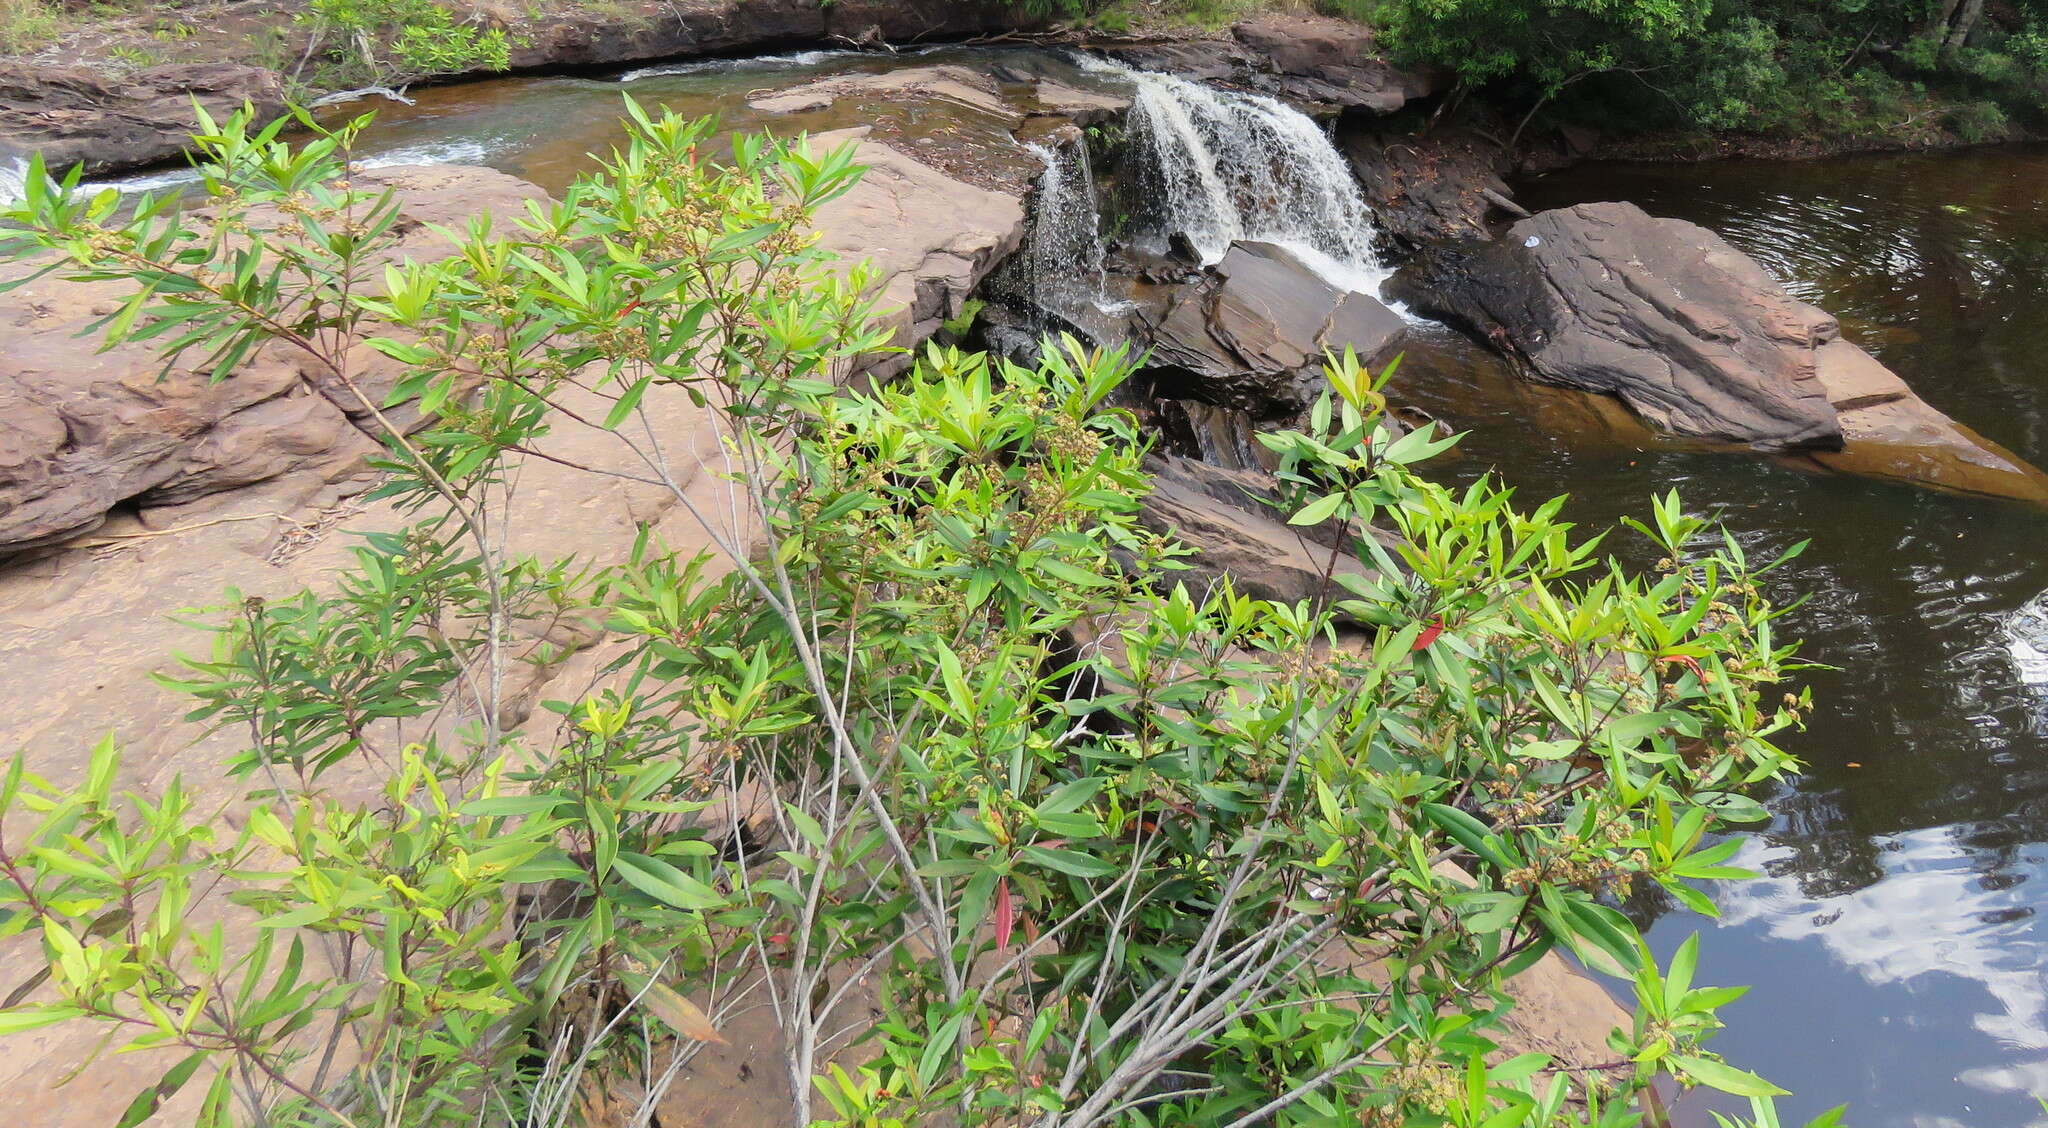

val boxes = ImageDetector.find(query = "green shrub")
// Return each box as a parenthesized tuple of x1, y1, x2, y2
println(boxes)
(303, 0, 511, 86)
(0, 0, 60, 54)
(1, 105, 1825, 1127)
(1949, 97, 2012, 140)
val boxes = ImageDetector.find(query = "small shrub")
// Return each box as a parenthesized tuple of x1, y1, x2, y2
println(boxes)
(1948, 97, 2012, 141)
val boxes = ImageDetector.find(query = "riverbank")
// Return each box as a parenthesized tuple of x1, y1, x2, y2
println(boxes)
(5, 0, 2043, 181)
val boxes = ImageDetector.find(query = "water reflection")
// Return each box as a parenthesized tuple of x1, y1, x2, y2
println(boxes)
(1438, 146, 2048, 1127)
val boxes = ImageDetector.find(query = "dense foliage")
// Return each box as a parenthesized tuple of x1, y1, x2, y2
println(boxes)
(1339, 0, 2048, 139)
(0, 106, 1832, 1127)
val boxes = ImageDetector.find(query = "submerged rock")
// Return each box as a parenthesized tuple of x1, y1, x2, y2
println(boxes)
(1800, 340, 2048, 503)
(1139, 241, 1404, 414)
(1390, 201, 2048, 503)
(750, 65, 1025, 122)
(0, 62, 286, 176)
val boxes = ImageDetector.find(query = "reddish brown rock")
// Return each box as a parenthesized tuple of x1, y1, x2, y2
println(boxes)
(0, 164, 551, 554)
(1140, 241, 1405, 414)
(0, 61, 286, 176)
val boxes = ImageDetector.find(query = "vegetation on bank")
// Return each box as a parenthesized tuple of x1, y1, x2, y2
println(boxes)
(8, 0, 2046, 148)
(1031, 0, 2048, 145)
(1351, 0, 2048, 143)
(0, 0, 515, 89)
(0, 104, 1835, 1127)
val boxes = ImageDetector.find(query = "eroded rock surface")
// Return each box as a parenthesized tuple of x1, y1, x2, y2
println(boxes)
(0, 164, 550, 555)
(1340, 122, 1526, 244)
(808, 127, 1028, 378)
(1390, 202, 1847, 450)
(0, 62, 286, 175)
(1390, 201, 2048, 502)
(1139, 241, 1404, 414)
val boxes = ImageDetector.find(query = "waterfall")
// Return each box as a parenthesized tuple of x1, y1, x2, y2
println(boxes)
(1016, 139, 1126, 329)
(0, 156, 29, 208)
(1097, 60, 1385, 294)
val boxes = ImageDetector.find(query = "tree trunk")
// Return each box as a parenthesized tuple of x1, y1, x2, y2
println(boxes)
(1923, 0, 1964, 40)
(1943, 0, 1986, 52)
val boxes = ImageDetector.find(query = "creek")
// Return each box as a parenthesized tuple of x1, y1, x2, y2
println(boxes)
(84, 47, 2048, 1127)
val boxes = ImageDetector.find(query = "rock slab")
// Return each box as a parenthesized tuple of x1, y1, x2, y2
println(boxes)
(0, 164, 551, 554)
(1390, 202, 1846, 450)
(1390, 201, 2048, 503)
(0, 62, 287, 176)
(1141, 241, 1405, 414)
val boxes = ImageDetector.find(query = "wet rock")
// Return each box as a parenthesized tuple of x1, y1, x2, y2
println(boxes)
(1140, 241, 1404, 414)
(1340, 122, 1524, 244)
(0, 62, 286, 176)
(1137, 453, 1376, 605)
(1389, 202, 1846, 450)
(0, 165, 550, 555)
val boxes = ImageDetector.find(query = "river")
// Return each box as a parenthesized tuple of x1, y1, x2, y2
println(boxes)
(121, 52, 2048, 1127)
(1484, 149, 2048, 1128)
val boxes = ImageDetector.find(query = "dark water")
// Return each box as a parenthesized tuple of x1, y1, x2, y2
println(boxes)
(108, 55, 2048, 1125)
(1392, 149, 2048, 1128)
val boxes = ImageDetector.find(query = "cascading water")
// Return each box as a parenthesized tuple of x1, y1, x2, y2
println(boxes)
(1094, 60, 1387, 294)
(1014, 139, 1127, 331)
(0, 156, 29, 208)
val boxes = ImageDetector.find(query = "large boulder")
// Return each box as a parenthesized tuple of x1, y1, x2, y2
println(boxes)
(1140, 241, 1405, 414)
(0, 164, 551, 555)
(1389, 202, 1846, 450)
(1390, 201, 2048, 503)
(0, 62, 287, 176)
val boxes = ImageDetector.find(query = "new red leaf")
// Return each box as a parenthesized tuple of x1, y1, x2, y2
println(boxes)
(994, 878, 1014, 952)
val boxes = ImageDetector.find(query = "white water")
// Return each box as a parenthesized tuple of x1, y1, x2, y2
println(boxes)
(1016, 140, 1129, 330)
(2008, 591, 2048, 689)
(617, 50, 860, 83)
(1092, 59, 1387, 294)
(0, 156, 29, 208)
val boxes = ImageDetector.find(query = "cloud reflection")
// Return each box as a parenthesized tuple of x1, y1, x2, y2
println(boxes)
(1716, 828, 2048, 1124)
